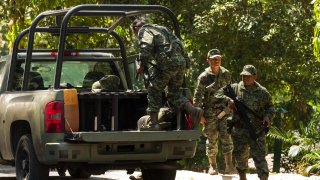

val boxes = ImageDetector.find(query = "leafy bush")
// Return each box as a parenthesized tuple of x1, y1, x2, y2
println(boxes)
(269, 102, 320, 175)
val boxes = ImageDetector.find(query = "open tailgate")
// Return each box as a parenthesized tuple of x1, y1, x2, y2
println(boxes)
(65, 130, 201, 142)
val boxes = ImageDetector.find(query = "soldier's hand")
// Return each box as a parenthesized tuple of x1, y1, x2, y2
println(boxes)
(227, 99, 236, 111)
(136, 66, 144, 74)
(263, 116, 271, 127)
(200, 116, 206, 125)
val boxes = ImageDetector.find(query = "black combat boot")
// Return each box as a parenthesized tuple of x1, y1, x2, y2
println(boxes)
(224, 152, 237, 174)
(237, 168, 247, 180)
(259, 173, 269, 180)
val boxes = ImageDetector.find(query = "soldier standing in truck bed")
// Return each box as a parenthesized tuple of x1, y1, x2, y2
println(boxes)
(132, 19, 203, 130)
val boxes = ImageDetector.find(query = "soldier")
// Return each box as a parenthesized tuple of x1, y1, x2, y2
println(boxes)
(132, 19, 203, 130)
(193, 49, 236, 175)
(215, 65, 275, 180)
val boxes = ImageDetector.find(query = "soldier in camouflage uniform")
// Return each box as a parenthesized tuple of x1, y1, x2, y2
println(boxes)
(193, 49, 236, 175)
(215, 65, 275, 180)
(132, 19, 203, 130)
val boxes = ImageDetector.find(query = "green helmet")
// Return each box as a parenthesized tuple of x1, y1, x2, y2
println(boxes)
(92, 75, 120, 92)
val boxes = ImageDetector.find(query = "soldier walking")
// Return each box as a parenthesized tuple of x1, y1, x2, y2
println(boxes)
(215, 65, 275, 180)
(193, 49, 236, 174)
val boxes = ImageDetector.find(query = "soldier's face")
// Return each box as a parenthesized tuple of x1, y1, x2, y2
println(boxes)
(242, 75, 256, 87)
(207, 56, 221, 68)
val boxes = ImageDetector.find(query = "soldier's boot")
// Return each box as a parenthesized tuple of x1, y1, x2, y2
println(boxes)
(224, 152, 237, 174)
(259, 174, 269, 180)
(237, 168, 247, 180)
(182, 102, 204, 129)
(208, 156, 218, 175)
(140, 112, 161, 131)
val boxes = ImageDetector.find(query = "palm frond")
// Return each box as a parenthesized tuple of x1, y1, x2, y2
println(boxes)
(268, 126, 293, 143)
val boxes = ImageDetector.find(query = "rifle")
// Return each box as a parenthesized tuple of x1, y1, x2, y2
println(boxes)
(135, 59, 151, 89)
(206, 82, 218, 90)
(223, 84, 268, 141)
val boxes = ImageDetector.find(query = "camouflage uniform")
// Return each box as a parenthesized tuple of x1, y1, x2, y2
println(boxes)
(91, 75, 120, 92)
(215, 80, 275, 179)
(193, 66, 233, 158)
(137, 24, 190, 113)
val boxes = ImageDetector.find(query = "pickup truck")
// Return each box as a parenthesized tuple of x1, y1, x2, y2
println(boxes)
(0, 4, 201, 180)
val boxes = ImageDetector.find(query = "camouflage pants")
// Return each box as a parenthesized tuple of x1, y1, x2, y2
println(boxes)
(202, 108, 233, 158)
(147, 64, 187, 113)
(232, 128, 269, 178)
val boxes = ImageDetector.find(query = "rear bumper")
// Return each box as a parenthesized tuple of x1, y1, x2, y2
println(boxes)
(43, 130, 200, 165)
(44, 140, 198, 164)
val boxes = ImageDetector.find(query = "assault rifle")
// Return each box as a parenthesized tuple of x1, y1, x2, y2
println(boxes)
(135, 59, 151, 89)
(223, 84, 268, 141)
(135, 58, 162, 89)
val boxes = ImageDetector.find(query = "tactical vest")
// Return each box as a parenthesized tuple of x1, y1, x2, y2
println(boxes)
(148, 25, 189, 68)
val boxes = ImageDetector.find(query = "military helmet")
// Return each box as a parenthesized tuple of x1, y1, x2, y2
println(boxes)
(207, 49, 221, 59)
(92, 75, 120, 92)
(240, 64, 257, 76)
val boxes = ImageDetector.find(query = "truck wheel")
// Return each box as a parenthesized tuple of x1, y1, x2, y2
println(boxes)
(141, 168, 176, 180)
(68, 167, 92, 178)
(15, 134, 49, 180)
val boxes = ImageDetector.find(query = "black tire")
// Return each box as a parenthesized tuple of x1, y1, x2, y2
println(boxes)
(141, 168, 176, 180)
(68, 166, 92, 178)
(15, 134, 49, 180)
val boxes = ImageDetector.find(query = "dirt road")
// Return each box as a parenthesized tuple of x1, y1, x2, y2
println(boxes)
(1, 165, 320, 180)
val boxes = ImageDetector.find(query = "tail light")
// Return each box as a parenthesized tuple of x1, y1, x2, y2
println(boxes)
(45, 101, 64, 133)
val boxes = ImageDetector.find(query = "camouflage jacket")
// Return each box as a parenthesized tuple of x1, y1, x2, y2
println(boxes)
(193, 66, 231, 109)
(215, 81, 275, 130)
(137, 24, 190, 70)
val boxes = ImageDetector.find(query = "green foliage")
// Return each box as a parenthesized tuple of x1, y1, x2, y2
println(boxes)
(188, 0, 317, 132)
(303, 150, 320, 175)
(270, 102, 320, 175)
(314, 0, 320, 61)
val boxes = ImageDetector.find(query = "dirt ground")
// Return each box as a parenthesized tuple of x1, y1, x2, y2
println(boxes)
(1, 153, 320, 180)
(1, 164, 320, 180)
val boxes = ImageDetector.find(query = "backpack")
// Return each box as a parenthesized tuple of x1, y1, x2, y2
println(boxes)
(153, 25, 191, 67)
